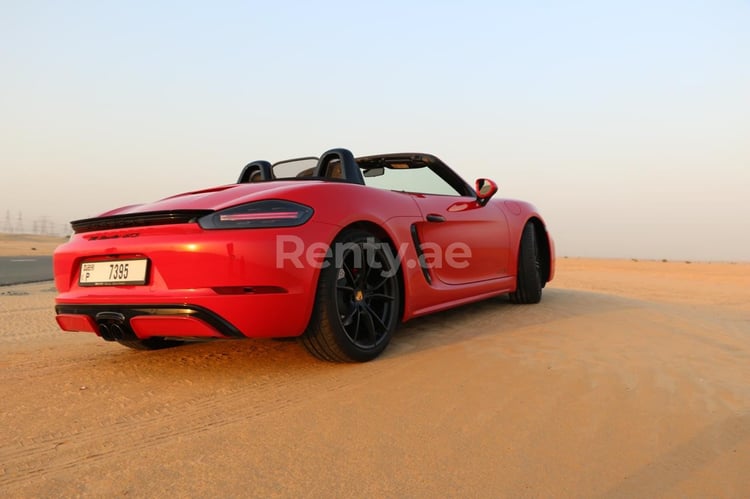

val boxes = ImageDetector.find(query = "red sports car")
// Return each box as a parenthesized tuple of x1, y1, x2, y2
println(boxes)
(54, 148, 555, 362)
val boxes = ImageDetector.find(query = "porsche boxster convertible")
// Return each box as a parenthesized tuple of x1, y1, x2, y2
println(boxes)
(54, 148, 554, 362)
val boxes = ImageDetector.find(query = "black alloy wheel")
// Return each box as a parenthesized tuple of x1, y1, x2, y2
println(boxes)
(302, 229, 401, 362)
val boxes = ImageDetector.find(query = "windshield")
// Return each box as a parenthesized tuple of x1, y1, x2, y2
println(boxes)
(360, 164, 462, 196)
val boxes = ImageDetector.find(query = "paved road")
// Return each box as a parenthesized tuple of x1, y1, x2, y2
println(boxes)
(0, 256, 53, 285)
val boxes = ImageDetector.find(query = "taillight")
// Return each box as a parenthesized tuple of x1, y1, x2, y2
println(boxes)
(198, 200, 313, 229)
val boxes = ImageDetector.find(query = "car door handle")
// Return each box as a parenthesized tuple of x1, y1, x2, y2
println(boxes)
(426, 213, 446, 223)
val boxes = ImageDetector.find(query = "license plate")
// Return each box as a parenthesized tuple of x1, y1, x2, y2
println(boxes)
(79, 259, 149, 286)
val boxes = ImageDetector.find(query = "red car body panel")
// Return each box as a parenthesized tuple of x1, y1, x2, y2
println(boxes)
(54, 152, 554, 346)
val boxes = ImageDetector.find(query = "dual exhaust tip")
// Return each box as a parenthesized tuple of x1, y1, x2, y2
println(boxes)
(95, 312, 128, 341)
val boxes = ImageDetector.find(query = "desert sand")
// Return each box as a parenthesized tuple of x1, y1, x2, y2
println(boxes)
(1, 257, 749, 497)
(0, 233, 67, 257)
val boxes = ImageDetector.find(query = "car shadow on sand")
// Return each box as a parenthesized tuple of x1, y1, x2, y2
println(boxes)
(384, 287, 642, 356)
(96, 287, 641, 378)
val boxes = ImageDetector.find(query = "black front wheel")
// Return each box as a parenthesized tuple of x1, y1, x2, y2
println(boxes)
(301, 229, 401, 362)
(509, 223, 543, 304)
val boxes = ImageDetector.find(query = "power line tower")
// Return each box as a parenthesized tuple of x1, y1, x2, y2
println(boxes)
(14, 212, 24, 234)
(37, 216, 51, 235)
(3, 210, 12, 233)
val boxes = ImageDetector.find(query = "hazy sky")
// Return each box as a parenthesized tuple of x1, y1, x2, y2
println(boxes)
(2, 1, 748, 260)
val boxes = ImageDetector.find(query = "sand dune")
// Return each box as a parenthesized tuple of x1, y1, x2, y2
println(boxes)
(1, 259, 748, 497)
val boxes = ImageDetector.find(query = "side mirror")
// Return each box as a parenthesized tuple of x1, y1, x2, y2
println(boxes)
(475, 178, 498, 206)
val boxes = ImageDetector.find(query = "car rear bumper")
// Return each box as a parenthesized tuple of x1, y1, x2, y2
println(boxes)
(56, 304, 245, 341)
(54, 221, 340, 339)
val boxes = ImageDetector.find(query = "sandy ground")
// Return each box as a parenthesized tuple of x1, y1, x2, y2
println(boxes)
(0, 233, 66, 257)
(1, 258, 749, 497)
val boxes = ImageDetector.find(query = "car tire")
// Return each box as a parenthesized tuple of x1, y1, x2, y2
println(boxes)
(301, 229, 401, 362)
(509, 223, 543, 304)
(116, 338, 183, 350)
